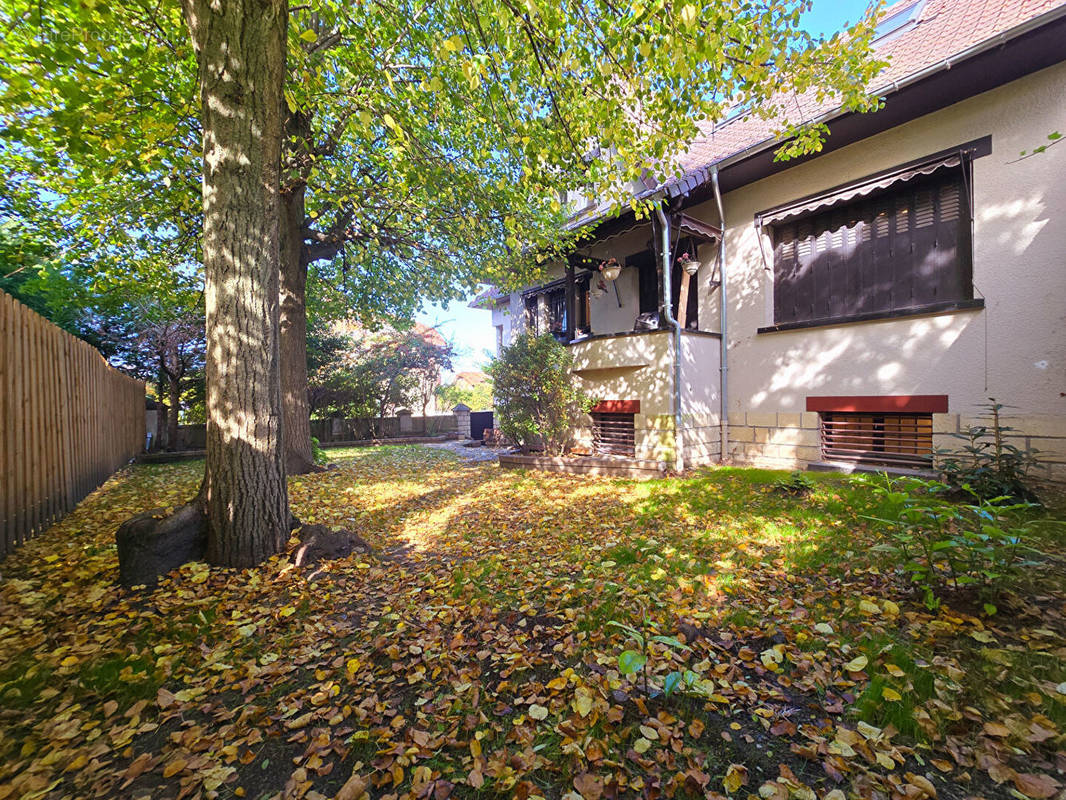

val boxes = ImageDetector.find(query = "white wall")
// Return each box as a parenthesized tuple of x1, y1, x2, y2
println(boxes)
(678, 60, 1066, 474)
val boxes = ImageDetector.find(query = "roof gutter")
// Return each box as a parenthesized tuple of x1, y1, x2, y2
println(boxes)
(710, 166, 728, 464)
(653, 203, 684, 474)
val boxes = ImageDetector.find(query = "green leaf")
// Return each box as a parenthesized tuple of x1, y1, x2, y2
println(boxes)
(650, 634, 690, 651)
(618, 650, 647, 676)
(662, 670, 682, 696)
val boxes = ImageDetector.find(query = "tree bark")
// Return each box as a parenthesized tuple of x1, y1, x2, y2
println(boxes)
(184, 0, 290, 567)
(279, 184, 320, 474)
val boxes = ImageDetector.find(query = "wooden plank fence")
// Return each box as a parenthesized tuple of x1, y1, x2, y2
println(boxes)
(0, 290, 145, 557)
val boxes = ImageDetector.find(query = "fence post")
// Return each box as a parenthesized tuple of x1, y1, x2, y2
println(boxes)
(453, 404, 471, 440)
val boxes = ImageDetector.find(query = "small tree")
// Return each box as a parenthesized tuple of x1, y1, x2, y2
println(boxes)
(437, 380, 494, 412)
(489, 334, 588, 455)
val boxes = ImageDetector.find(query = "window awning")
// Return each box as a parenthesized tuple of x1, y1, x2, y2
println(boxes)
(673, 213, 721, 243)
(757, 153, 963, 227)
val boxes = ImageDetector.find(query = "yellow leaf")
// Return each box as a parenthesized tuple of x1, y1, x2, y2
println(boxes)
(723, 764, 748, 794)
(633, 737, 652, 753)
(639, 725, 659, 740)
(573, 688, 594, 718)
(163, 758, 186, 778)
(859, 600, 881, 615)
(885, 663, 905, 677)
(528, 704, 548, 720)
(882, 687, 902, 702)
(279, 605, 296, 618)
(845, 655, 869, 672)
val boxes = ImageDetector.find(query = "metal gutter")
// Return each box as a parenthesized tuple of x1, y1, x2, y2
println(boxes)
(653, 205, 684, 473)
(710, 166, 728, 464)
(663, 2, 1066, 198)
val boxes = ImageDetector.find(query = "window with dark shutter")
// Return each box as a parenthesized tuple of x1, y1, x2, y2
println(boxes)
(771, 166, 971, 326)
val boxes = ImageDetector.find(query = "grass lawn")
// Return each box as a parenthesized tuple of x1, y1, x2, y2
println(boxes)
(1, 446, 1064, 800)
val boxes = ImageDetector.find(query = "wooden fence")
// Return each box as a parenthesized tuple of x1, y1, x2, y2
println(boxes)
(1, 290, 145, 557)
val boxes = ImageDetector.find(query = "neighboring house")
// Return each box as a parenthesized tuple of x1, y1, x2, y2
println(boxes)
(472, 0, 1066, 480)
(453, 370, 490, 390)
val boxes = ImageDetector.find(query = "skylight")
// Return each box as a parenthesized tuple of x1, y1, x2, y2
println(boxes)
(874, 0, 926, 42)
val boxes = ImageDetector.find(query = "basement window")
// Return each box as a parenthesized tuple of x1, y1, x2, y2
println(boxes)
(820, 412, 933, 469)
(592, 412, 636, 457)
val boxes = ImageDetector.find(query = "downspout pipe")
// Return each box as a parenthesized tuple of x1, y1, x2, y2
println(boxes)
(653, 204, 684, 473)
(711, 166, 728, 464)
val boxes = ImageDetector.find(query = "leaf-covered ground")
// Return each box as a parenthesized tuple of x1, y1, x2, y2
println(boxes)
(2, 446, 1065, 800)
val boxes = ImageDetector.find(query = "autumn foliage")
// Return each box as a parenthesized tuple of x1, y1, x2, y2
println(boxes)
(0, 447, 1064, 800)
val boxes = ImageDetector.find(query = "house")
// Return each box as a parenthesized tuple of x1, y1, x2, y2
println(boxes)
(473, 0, 1066, 481)
(452, 370, 490, 391)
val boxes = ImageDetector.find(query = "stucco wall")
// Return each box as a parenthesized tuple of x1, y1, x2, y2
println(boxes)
(487, 62, 1065, 479)
(678, 60, 1066, 478)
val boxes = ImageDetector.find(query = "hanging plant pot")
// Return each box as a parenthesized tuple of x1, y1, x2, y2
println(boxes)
(598, 257, 622, 282)
(681, 259, 701, 276)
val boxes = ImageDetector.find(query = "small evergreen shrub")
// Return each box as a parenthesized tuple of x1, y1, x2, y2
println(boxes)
(488, 333, 590, 455)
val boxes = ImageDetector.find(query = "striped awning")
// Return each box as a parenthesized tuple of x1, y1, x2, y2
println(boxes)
(757, 153, 963, 227)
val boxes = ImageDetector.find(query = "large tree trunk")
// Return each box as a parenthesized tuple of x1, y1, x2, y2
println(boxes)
(279, 185, 320, 474)
(185, 0, 290, 567)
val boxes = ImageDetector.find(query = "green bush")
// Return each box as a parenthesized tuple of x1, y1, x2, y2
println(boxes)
(311, 436, 329, 466)
(488, 333, 589, 455)
(864, 477, 1043, 608)
(937, 399, 1041, 504)
(773, 470, 815, 496)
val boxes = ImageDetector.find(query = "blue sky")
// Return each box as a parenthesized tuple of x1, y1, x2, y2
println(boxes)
(418, 0, 873, 374)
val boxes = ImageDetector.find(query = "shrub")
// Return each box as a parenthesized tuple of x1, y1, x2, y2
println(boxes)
(937, 399, 1041, 504)
(311, 436, 329, 465)
(864, 477, 1043, 608)
(773, 470, 815, 496)
(488, 333, 589, 455)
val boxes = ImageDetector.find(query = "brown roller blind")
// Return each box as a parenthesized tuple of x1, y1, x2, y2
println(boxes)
(772, 167, 971, 326)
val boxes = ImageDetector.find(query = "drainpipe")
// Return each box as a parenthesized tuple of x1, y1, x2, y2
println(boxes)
(653, 204, 684, 473)
(711, 166, 729, 464)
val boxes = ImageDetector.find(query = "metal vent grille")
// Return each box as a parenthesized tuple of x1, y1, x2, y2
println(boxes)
(820, 412, 933, 468)
(592, 412, 636, 457)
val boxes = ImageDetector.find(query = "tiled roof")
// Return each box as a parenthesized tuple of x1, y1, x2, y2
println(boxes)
(674, 0, 1064, 182)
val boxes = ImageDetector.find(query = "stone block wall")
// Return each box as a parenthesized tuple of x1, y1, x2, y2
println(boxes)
(725, 410, 1066, 484)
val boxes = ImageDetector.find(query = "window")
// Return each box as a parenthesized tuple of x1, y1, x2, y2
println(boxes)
(874, 1, 925, 42)
(592, 412, 636, 457)
(524, 295, 539, 333)
(495, 325, 504, 352)
(771, 166, 971, 327)
(574, 278, 590, 335)
(625, 250, 660, 316)
(546, 288, 567, 340)
(820, 412, 933, 468)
